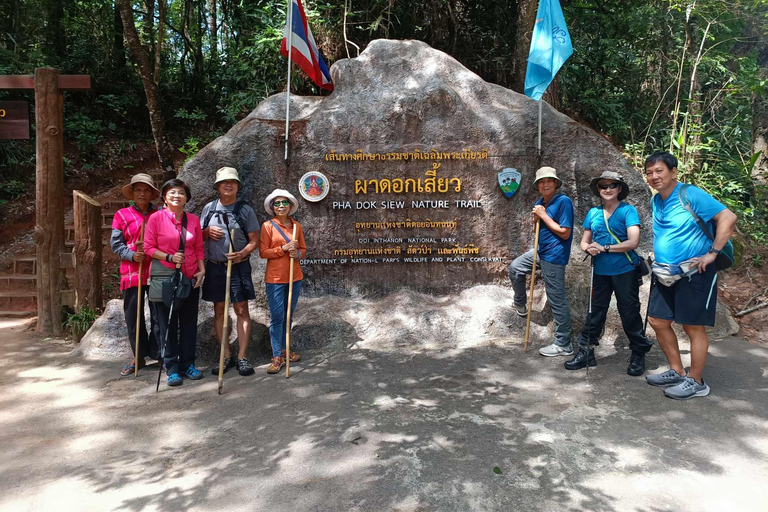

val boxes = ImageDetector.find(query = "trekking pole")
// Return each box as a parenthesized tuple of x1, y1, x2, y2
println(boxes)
(643, 255, 654, 337)
(585, 253, 595, 378)
(134, 221, 146, 378)
(156, 264, 182, 392)
(285, 223, 298, 379)
(523, 218, 541, 352)
(217, 229, 235, 395)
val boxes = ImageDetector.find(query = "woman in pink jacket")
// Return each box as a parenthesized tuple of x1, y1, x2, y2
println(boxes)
(144, 179, 206, 387)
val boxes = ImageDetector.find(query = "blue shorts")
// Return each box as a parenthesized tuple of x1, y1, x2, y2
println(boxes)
(201, 260, 256, 304)
(648, 264, 717, 326)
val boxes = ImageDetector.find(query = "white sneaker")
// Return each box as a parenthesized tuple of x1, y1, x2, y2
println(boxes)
(539, 343, 574, 357)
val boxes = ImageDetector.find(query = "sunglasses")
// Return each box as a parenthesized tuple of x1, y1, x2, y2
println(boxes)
(597, 183, 620, 190)
(273, 200, 291, 207)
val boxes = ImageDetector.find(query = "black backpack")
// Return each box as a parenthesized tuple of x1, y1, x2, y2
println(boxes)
(202, 199, 250, 251)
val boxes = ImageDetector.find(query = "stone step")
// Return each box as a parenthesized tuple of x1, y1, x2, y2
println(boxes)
(0, 310, 35, 317)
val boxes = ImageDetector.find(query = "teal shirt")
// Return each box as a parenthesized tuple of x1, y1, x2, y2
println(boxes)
(652, 183, 725, 265)
(582, 202, 640, 275)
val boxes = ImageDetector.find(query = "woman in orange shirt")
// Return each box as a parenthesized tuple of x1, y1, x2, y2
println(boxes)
(260, 189, 307, 374)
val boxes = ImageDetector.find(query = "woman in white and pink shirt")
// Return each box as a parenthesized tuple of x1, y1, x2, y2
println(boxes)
(144, 179, 205, 387)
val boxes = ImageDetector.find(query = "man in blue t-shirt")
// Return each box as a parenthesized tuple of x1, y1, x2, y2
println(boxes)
(509, 166, 575, 356)
(644, 151, 737, 400)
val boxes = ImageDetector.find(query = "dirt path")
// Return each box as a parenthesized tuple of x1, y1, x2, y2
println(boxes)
(1, 318, 767, 512)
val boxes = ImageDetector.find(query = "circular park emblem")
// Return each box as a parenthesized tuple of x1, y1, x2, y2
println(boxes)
(299, 171, 330, 202)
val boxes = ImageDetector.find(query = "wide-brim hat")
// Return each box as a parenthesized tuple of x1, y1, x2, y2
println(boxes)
(121, 173, 159, 200)
(213, 166, 242, 188)
(264, 189, 298, 216)
(589, 170, 629, 200)
(532, 166, 562, 189)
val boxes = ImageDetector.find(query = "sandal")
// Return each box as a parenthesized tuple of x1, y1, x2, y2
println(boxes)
(281, 350, 301, 363)
(120, 359, 145, 376)
(267, 357, 285, 374)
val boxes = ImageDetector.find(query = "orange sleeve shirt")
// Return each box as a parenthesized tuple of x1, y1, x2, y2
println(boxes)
(259, 218, 307, 284)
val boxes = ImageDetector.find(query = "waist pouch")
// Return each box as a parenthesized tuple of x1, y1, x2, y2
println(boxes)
(148, 260, 191, 308)
(651, 259, 699, 287)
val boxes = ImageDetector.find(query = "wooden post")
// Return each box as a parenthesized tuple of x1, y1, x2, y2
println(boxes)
(34, 67, 65, 335)
(73, 191, 102, 312)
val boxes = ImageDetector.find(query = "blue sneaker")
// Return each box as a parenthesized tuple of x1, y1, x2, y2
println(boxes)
(167, 373, 183, 386)
(664, 376, 711, 400)
(184, 365, 203, 380)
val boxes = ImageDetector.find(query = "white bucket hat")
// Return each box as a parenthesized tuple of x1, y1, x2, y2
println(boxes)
(264, 189, 299, 216)
(532, 166, 562, 189)
(213, 166, 242, 189)
(121, 173, 160, 200)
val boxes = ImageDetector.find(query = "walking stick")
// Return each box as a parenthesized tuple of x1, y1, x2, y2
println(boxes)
(134, 221, 146, 378)
(585, 254, 595, 377)
(523, 218, 541, 352)
(156, 263, 182, 392)
(643, 255, 654, 337)
(218, 229, 235, 395)
(285, 223, 298, 379)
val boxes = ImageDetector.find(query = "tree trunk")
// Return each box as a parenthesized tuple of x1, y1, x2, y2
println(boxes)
(155, 0, 167, 83)
(511, 0, 538, 94)
(142, 0, 155, 54)
(116, 0, 175, 177)
(73, 191, 102, 313)
(113, 1, 126, 71)
(207, 0, 218, 66)
(753, 44, 768, 185)
(34, 68, 65, 336)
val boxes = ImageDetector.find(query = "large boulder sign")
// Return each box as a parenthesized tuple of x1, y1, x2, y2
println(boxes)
(184, 39, 651, 299)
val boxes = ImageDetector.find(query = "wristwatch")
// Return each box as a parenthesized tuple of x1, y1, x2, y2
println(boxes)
(604, 245, 611, 253)
(165, 254, 172, 262)
(708, 245, 722, 254)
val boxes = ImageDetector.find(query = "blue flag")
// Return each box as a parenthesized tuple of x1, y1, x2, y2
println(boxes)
(524, 0, 573, 101)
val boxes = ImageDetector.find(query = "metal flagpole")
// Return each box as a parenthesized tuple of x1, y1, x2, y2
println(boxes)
(537, 99, 543, 157)
(284, 0, 294, 161)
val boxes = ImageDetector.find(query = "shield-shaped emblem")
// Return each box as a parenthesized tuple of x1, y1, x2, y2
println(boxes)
(498, 168, 522, 199)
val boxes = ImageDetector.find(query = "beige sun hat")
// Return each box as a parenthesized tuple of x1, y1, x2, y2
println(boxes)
(213, 166, 242, 188)
(121, 173, 159, 200)
(264, 189, 299, 216)
(589, 170, 629, 200)
(532, 166, 562, 189)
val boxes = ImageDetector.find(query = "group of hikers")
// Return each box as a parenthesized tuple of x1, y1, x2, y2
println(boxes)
(112, 167, 305, 386)
(112, 150, 735, 400)
(511, 151, 736, 400)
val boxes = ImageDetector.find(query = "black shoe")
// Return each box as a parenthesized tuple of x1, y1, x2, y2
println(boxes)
(564, 348, 596, 370)
(237, 358, 255, 376)
(627, 351, 646, 376)
(211, 357, 235, 375)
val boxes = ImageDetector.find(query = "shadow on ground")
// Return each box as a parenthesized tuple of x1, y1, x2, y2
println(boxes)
(0, 319, 766, 512)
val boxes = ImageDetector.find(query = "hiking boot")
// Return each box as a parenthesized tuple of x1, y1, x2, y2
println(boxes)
(267, 357, 285, 374)
(237, 358, 255, 376)
(664, 376, 710, 400)
(513, 302, 528, 317)
(646, 368, 687, 387)
(539, 343, 574, 357)
(211, 357, 235, 375)
(281, 350, 301, 363)
(627, 351, 646, 377)
(167, 373, 183, 387)
(564, 348, 596, 370)
(184, 365, 203, 380)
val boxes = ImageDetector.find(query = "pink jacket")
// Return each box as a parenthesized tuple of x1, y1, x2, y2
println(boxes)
(112, 206, 157, 290)
(144, 208, 204, 279)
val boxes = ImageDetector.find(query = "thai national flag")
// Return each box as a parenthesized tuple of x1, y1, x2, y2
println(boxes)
(280, 0, 334, 91)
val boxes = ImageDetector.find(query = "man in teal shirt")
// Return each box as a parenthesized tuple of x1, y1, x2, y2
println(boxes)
(645, 151, 737, 400)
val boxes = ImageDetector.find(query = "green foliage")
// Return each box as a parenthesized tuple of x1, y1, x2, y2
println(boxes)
(178, 136, 201, 164)
(64, 307, 97, 338)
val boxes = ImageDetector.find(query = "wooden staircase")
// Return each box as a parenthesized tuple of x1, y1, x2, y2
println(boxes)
(0, 198, 132, 318)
